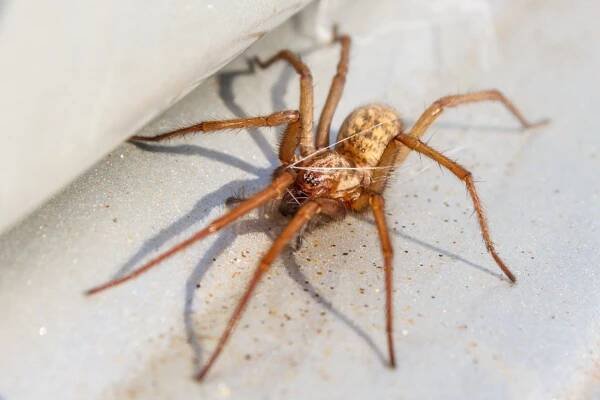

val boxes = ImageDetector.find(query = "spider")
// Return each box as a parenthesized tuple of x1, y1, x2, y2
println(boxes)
(85, 28, 547, 381)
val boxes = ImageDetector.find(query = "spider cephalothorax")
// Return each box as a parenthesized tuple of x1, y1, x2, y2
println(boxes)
(87, 28, 546, 382)
(281, 150, 367, 216)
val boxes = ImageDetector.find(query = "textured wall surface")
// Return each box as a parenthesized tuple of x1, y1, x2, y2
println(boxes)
(1, 1, 599, 399)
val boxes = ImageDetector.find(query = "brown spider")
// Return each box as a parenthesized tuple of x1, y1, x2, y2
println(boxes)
(85, 29, 547, 381)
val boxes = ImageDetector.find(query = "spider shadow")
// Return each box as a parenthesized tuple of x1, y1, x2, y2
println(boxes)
(283, 246, 389, 364)
(111, 56, 290, 279)
(112, 142, 270, 280)
(355, 214, 504, 281)
(183, 222, 250, 369)
(403, 118, 535, 135)
(184, 211, 502, 374)
(392, 229, 505, 281)
(268, 55, 295, 111)
(132, 141, 264, 177)
(217, 60, 279, 166)
(184, 215, 389, 372)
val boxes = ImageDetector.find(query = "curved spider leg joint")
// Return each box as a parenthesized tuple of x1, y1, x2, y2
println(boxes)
(394, 133, 516, 283)
(409, 90, 549, 141)
(252, 50, 315, 157)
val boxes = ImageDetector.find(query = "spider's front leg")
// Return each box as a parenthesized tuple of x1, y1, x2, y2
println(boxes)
(315, 28, 351, 149)
(252, 50, 315, 156)
(131, 111, 299, 142)
(394, 133, 516, 283)
(130, 110, 301, 164)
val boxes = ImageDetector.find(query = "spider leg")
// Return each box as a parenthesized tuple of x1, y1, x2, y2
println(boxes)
(84, 172, 295, 295)
(395, 133, 516, 283)
(368, 194, 396, 368)
(369, 89, 548, 193)
(399, 89, 548, 165)
(315, 28, 351, 149)
(367, 138, 403, 195)
(253, 51, 315, 156)
(411, 90, 548, 134)
(130, 111, 300, 164)
(195, 201, 322, 381)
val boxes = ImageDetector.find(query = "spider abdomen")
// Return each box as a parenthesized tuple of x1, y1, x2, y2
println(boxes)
(336, 104, 403, 167)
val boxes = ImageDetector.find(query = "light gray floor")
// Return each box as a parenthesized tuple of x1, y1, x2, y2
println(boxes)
(1, 1, 599, 399)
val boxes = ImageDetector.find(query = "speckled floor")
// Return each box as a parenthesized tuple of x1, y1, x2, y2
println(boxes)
(1, 1, 599, 399)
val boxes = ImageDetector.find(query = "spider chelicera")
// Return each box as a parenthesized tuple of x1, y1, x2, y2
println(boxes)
(86, 28, 547, 381)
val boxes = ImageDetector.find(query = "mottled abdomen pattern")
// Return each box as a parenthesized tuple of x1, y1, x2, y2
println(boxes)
(335, 104, 403, 167)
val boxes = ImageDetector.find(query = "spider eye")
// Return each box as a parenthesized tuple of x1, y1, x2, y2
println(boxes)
(304, 172, 321, 186)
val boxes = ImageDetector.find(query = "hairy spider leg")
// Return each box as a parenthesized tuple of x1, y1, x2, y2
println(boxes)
(395, 133, 516, 282)
(253, 50, 315, 157)
(368, 194, 396, 368)
(370, 90, 549, 194)
(130, 110, 300, 164)
(367, 138, 404, 195)
(85, 172, 295, 295)
(397, 90, 549, 167)
(315, 28, 351, 150)
(196, 201, 322, 381)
